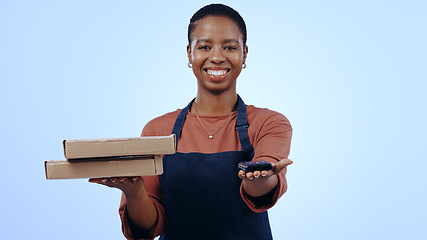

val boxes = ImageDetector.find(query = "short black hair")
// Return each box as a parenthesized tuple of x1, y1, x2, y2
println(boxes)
(188, 4, 247, 46)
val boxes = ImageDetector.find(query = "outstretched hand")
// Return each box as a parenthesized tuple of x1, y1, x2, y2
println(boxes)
(238, 158, 293, 197)
(238, 158, 293, 180)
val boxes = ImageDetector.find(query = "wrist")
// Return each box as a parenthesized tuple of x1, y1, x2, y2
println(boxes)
(243, 175, 278, 197)
(124, 185, 147, 200)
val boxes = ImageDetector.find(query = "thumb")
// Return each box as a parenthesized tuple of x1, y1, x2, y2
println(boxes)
(273, 158, 293, 174)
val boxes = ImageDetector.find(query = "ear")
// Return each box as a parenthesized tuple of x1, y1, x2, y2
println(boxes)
(243, 45, 248, 64)
(187, 44, 192, 63)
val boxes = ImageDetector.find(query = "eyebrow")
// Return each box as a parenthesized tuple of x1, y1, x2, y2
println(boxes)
(223, 39, 240, 44)
(195, 39, 212, 44)
(195, 39, 240, 44)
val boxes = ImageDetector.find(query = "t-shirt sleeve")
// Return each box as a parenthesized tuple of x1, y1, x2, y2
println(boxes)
(240, 110, 293, 212)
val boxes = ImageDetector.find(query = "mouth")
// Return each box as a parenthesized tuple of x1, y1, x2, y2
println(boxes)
(204, 68, 230, 79)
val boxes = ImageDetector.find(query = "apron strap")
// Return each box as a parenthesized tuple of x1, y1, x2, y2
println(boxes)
(171, 99, 194, 142)
(235, 95, 255, 161)
(171, 95, 254, 161)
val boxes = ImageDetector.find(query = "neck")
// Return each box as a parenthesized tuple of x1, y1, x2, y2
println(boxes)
(192, 92, 237, 115)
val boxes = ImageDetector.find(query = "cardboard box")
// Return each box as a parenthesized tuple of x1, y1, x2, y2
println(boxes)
(45, 155, 163, 179)
(63, 134, 176, 160)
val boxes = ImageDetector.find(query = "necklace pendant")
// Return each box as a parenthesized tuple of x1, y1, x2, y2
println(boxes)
(209, 135, 213, 139)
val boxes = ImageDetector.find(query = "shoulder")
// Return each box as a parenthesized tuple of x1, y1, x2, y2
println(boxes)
(246, 105, 292, 129)
(141, 109, 181, 136)
(246, 105, 293, 160)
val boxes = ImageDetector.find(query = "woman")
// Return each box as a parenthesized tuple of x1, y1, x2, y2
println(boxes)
(90, 4, 293, 240)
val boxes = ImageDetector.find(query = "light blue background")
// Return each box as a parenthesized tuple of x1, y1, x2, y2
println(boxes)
(1, 0, 426, 239)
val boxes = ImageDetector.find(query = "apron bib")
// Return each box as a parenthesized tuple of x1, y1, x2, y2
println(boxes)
(160, 95, 273, 240)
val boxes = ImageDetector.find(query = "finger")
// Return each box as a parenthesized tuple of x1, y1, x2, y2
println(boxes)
(273, 158, 293, 174)
(110, 177, 117, 183)
(246, 172, 254, 180)
(88, 178, 108, 184)
(261, 170, 273, 177)
(88, 178, 100, 183)
(119, 177, 126, 183)
(253, 171, 261, 178)
(88, 178, 114, 187)
(131, 176, 144, 183)
(238, 170, 246, 179)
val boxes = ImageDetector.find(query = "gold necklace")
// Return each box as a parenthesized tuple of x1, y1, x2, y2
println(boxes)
(193, 105, 235, 139)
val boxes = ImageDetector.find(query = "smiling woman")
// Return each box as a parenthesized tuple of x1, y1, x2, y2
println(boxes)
(89, 3, 293, 240)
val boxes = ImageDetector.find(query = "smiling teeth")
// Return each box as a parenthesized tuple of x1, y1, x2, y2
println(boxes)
(207, 69, 227, 76)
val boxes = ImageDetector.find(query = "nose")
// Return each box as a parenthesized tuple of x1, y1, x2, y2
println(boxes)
(210, 47, 225, 63)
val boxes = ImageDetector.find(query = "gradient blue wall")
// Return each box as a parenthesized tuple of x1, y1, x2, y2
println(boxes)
(1, 0, 426, 239)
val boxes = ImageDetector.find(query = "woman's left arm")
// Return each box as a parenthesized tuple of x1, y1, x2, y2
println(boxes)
(238, 109, 293, 211)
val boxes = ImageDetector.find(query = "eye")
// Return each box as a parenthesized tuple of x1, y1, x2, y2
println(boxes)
(224, 45, 237, 50)
(198, 45, 211, 50)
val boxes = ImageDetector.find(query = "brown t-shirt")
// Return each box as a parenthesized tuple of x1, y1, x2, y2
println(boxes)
(120, 105, 292, 239)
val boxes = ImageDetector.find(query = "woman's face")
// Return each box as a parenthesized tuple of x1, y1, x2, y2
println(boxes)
(187, 15, 248, 95)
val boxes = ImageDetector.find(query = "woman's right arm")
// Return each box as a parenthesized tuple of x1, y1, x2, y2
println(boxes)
(89, 177, 159, 238)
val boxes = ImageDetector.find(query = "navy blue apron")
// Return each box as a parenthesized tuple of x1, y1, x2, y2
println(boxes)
(160, 95, 273, 240)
